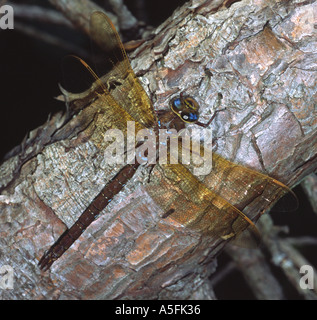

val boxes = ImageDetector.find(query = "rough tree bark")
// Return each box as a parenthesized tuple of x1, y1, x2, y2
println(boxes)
(0, 0, 316, 299)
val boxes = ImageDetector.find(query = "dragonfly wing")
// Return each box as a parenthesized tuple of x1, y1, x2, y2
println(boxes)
(165, 139, 296, 221)
(147, 162, 261, 247)
(90, 11, 156, 129)
(203, 153, 298, 218)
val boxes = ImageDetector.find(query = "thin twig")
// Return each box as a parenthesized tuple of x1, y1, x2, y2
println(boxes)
(48, 0, 118, 36)
(259, 215, 317, 300)
(209, 261, 236, 287)
(287, 236, 317, 247)
(301, 173, 317, 214)
(9, 3, 73, 28)
(14, 21, 89, 59)
(108, 0, 138, 30)
(226, 246, 285, 300)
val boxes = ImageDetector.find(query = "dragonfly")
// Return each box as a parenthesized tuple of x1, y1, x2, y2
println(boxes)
(38, 11, 295, 271)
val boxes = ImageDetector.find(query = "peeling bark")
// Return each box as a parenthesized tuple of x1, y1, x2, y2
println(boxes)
(0, 0, 316, 299)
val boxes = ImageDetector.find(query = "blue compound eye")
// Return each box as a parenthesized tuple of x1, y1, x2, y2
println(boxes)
(172, 98, 181, 109)
(182, 112, 198, 122)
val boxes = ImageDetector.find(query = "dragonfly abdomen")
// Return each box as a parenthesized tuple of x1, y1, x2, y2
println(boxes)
(38, 162, 141, 271)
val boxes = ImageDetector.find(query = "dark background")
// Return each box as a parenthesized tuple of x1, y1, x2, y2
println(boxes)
(0, 0, 316, 300)
(0, 0, 186, 160)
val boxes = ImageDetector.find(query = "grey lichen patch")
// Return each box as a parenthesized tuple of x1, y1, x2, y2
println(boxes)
(34, 141, 106, 227)
(0, 155, 19, 189)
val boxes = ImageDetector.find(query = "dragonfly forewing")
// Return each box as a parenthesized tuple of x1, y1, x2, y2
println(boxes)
(89, 11, 157, 129)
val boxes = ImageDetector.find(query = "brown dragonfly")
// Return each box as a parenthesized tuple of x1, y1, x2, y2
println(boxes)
(38, 11, 294, 271)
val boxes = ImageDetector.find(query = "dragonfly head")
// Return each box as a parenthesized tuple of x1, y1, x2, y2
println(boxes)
(170, 96, 200, 123)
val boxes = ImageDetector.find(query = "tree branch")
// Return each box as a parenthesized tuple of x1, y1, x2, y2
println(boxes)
(10, 3, 73, 28)
(48, 0, 118, 36)
(0, 0, 316, 299)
